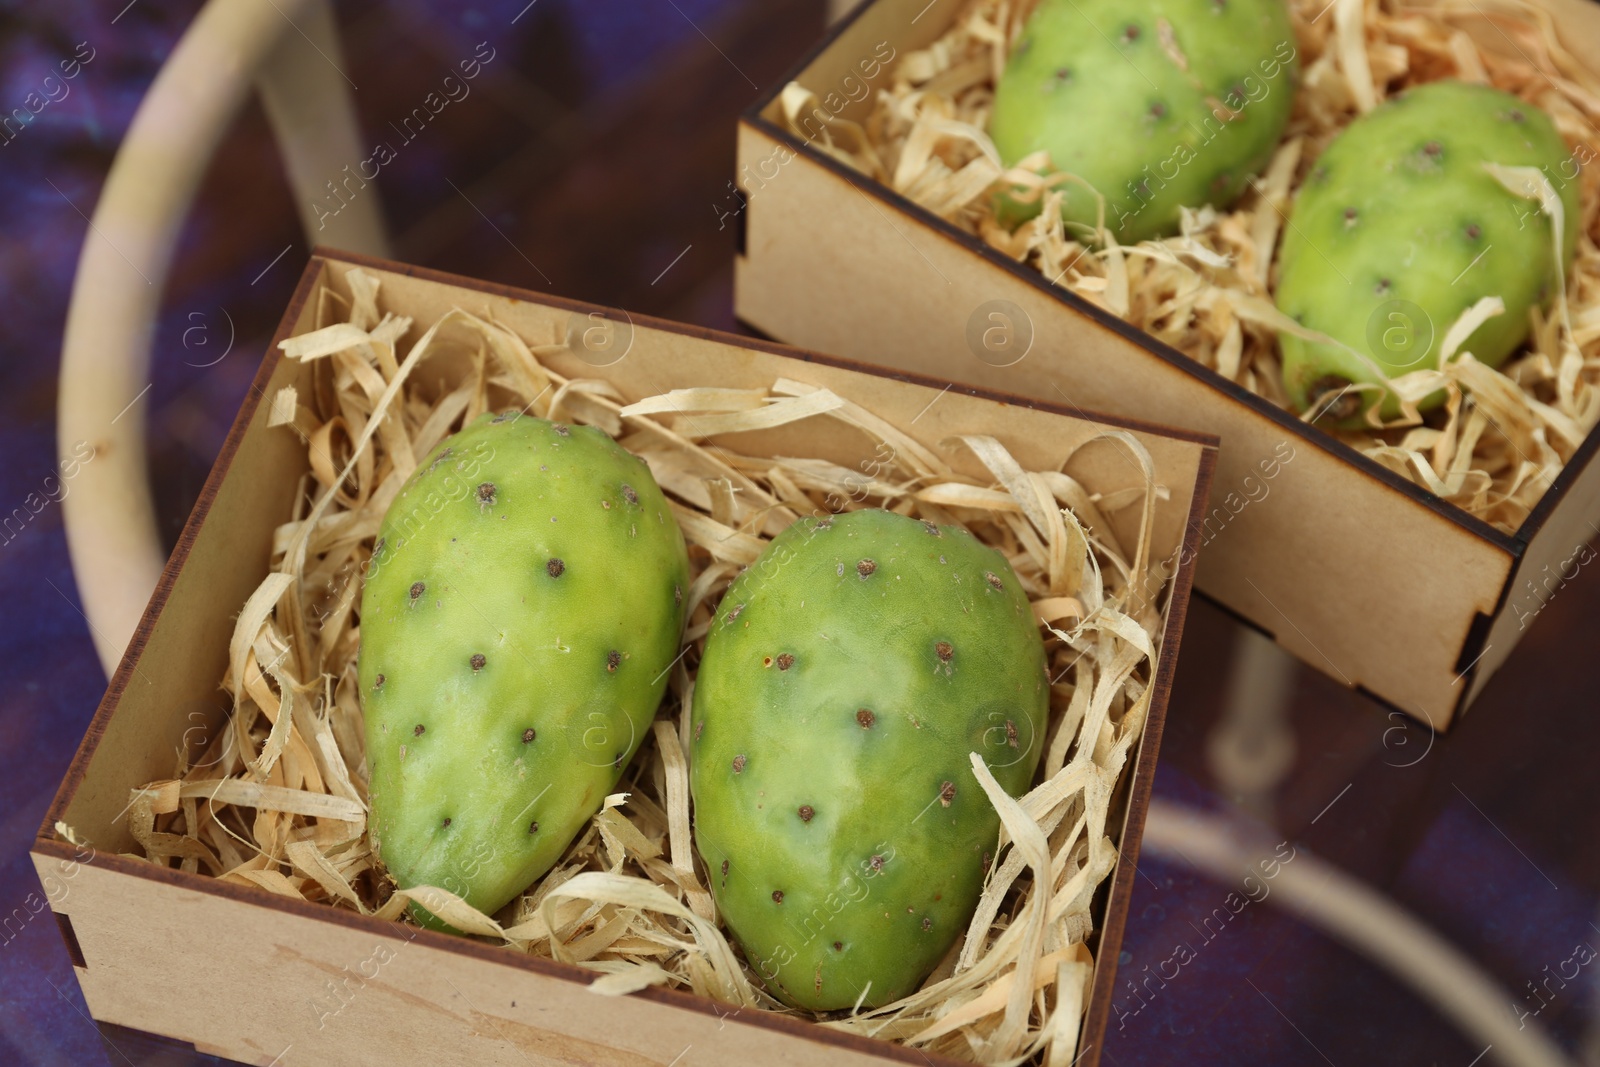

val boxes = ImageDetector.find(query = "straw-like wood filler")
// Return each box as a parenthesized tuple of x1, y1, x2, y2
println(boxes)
(104, 266, 1175, 1064)
(780, 0, 1600, 533)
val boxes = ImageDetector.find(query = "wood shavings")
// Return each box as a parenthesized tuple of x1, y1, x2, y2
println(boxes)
(787, 0, 1600, 533)
(121, 266, 1171, 1065)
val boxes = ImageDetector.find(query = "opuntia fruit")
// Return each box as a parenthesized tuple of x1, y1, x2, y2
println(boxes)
(689, 510, 1049, 1010)
(358, 413, 689, 927)
(1276, 81, 1579, 420)
(989, 0, 1298, 243)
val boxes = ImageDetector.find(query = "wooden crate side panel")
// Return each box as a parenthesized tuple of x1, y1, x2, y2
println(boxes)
(1467, 436, 1600, 707)
(755, 0, 942, 127)
(1078, 445, 1215, 1063)
(52, 272, 327, 853)
(30, 854, 917, 1067)
(733, 122, 1511, 728)
(1456, 0, 1600, 709)
(323, 260, 1209, 567)
(35, 252, 1210, 1067)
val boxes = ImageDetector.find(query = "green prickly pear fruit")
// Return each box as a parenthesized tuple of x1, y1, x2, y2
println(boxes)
(358, 413, 689, 928)
(989, 0, 1298, 244)
(1276, 81, 1579, 421)
(690, 510, 1049, 1011)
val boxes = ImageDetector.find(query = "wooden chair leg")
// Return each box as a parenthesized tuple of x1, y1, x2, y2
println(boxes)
(58, 0, 384, 676)
(256, 0, 390, 258)
(1143, 799, 1576, 1067)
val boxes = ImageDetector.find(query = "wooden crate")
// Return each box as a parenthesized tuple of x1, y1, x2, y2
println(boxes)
(35, 252, 1216, 1067)
(732, 0, 1600, 730)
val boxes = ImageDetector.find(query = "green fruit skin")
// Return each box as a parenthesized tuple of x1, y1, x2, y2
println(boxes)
(690, 510, 1049, 1011)
(989, 0, 1298, 243)
(358, 414, 689, 929)
(1277, 81, 1579, 421)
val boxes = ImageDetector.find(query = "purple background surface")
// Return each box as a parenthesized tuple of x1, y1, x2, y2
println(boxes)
(0, 2, 1595, 1065)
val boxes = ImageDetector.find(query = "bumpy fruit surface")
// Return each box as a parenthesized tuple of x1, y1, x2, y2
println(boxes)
(989, 0, 1297, 243)
(690, 510, 1049, 1011)
(1277, 81, 1578, 420)
(359, 414, 689, 927)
